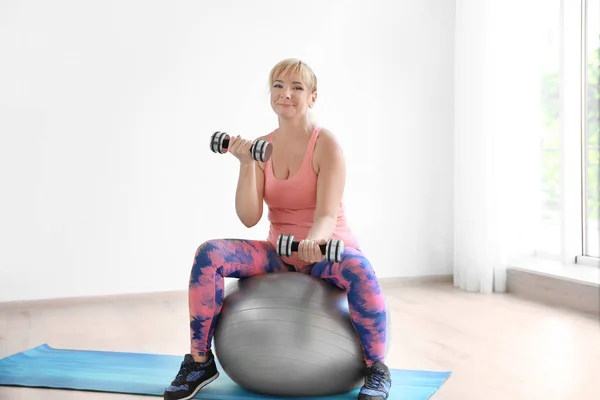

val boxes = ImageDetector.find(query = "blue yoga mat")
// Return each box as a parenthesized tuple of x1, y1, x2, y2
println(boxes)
(0, 344, 451, 399)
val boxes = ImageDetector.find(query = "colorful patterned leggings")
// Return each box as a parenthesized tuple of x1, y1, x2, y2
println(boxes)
(188, 239, 387, 366)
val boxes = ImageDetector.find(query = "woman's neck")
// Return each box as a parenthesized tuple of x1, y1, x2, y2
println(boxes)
(277, 116, 314, 137)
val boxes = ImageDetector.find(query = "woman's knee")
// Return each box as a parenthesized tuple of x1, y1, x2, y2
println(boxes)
(338, 249, 380, 283)
(195, 238, 226, 254)
(190, 239, 223, 280)
(338, 250, 388, 307)
(341, 248, 374, 271)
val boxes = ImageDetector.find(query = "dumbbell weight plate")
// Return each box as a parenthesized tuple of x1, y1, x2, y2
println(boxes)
(251, 140, 273, 163)
(210, 131, 229, 154)
(276, 234, 294, 258)
(325, 239, 344, 263)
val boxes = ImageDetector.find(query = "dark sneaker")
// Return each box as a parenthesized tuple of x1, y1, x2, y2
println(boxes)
(163, 352, 219, 400)
(358, 361, 392, 400)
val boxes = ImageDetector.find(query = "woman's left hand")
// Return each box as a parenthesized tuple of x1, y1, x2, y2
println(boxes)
(298, 239, 326, 263)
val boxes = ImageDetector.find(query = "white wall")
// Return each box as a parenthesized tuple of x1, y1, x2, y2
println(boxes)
(0, 0, 455, 302)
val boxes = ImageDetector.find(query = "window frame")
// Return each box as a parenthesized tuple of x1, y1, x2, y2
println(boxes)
(579, 0, 600, 265)
(540, 0, 599, 268)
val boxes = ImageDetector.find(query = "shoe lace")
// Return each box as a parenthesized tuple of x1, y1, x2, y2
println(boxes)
(172, 360, 193, 385)
(365, 368, 387, 390)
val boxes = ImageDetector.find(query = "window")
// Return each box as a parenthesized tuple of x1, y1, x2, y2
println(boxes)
(536, 0, 599, 266)
(583, 0, 599, 259)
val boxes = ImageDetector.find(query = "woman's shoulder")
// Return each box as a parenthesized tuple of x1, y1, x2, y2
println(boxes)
(256, 133, 271, 142)
(313, 126, 344, 173)
(256, 128, 276, 143)
(315, 126, 342, 153)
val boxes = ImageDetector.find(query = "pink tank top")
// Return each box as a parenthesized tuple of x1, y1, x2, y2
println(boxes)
(263, 125, 359, 267)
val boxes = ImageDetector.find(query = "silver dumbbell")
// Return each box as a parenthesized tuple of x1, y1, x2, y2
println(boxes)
(210, 131, 272, 162)
(276, 234, 344, 263)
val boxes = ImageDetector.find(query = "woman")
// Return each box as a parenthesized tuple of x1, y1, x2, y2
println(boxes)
(163, 58, 391, 400)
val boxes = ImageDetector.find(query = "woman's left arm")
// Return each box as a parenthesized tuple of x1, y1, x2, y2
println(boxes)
(306, 130, 346, 242)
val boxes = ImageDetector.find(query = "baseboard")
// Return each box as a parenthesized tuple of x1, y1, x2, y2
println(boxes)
(379, 274, 453, 288)
(6, 270, 594, 315)
(506, 267, 600, 316)
(0, 274, 453, 311)
(0, 290, 188, 311)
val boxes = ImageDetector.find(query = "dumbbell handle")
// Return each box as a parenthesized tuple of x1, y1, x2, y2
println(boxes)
(215, 136, 256, 151)
(289, 240, 328, 254)
(219, 137, 232, 149)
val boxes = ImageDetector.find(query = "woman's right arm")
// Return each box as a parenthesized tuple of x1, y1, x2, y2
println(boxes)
(228, 135, 266, 228)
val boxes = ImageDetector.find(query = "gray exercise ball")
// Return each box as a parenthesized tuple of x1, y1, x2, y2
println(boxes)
(212, 272, 391, 397)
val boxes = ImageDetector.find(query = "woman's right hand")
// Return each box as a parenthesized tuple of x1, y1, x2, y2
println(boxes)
(228, 135, 255, 164)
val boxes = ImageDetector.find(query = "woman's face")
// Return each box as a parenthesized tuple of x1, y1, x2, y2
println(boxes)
(270, 74, 317, 120)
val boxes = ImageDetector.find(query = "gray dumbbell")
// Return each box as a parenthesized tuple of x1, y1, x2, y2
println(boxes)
(276, 234, 344, 263)
(210, 131, 272, 162)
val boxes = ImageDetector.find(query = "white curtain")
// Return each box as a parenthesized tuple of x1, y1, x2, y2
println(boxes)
(453, 0, 545, 293)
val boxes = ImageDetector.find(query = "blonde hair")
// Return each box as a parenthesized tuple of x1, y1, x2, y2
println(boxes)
(268, 58, 318, 93)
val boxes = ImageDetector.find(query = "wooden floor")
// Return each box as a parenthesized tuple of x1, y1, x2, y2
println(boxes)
(1, 282, 599, 399)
